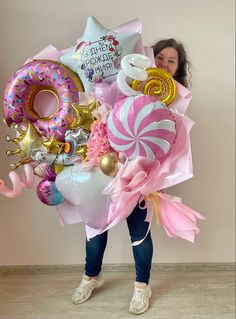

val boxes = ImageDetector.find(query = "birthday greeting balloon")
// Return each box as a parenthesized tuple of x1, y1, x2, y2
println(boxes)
(107, 95, 177, 161)
(60, 17, 141, 92)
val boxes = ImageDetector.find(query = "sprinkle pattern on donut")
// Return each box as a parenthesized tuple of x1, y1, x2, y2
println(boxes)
(3, 60, 83, 140)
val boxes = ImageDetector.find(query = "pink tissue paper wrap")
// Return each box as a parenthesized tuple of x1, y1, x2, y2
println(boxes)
(56, 83, 204, 243)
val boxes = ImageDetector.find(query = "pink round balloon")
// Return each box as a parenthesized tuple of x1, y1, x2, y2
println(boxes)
(107, 95, 177, 160)
(37, 179, 64, 206)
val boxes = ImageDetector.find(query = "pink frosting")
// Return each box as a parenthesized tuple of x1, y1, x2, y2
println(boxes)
(3, 60, 80, 140)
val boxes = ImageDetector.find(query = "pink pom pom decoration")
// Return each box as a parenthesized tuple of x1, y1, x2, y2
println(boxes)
(87, 120, 115, 164)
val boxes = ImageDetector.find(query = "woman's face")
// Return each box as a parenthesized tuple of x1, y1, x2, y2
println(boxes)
(155, 47, 179, 77)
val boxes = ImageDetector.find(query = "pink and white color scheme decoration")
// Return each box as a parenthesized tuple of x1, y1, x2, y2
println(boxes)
(0, 17, 204, 245)
(107, 95, 177, 160)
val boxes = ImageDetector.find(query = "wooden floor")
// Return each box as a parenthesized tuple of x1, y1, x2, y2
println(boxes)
(0, 269, 235, 319)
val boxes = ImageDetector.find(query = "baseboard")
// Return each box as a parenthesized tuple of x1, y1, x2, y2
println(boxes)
(0, 262, 235, 274)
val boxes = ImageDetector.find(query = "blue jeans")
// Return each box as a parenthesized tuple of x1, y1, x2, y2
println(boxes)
(85, 204, 153, 284)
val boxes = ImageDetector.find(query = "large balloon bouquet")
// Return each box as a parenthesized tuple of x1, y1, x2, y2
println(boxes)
(1, 17, 204, 244)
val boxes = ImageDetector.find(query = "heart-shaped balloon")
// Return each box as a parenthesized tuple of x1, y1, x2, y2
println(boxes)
(93, 81, 125, 106)
(55, 164, 113, 229)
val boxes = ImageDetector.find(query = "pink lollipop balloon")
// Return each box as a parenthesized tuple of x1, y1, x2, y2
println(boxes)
(107, 95, 177, 160)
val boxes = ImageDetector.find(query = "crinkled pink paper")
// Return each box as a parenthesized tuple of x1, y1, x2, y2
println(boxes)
(56, 83, 204, 243)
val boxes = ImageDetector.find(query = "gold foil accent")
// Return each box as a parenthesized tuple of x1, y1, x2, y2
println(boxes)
(130, 67, 176, 106)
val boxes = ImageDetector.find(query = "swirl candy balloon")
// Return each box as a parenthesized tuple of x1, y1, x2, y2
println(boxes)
(130, 67, 176, 106)
(107, 95, 177, 161)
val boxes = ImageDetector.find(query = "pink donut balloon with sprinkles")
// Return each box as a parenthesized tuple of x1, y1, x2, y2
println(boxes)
(107, 95, 177, 161)
(2, 60, 84, 140)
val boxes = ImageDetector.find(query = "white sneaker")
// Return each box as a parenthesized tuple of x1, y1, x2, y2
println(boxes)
(72, 273, 105, 304)
(129, 281, 152, 315)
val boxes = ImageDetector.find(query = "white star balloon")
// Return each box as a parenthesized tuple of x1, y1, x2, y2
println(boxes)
(60, 17, 141, 92)
(55, 164, 113, 229)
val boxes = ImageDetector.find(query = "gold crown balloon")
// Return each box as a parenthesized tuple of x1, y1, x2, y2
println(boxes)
(130, 67, 177, 106)
(71, 100, 98, 132)
(6, 122, 43, 169)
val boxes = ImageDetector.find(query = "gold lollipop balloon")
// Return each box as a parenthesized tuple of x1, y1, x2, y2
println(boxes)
(130, 67, 176, 106)
(99, 152, 119, 177)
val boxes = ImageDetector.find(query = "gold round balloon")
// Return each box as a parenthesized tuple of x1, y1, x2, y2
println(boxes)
(99, 152, 119, 177)
(130, 67, 177, 106)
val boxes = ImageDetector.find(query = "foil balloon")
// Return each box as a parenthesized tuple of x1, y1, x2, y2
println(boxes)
(43, 137, 64, 154)
(71, 100, 98, 131)
(60, 16, 141, 92)
(34, 163, 57, 179)
(93, 81, 125, 110)
(37, 179, 64, 206)
(117, 54, 152, 96)
(99, 152, 119, 176)
(0, 163, 35, 198)
(130, 67, 176, 106)
(3, 60, 84, 140)
(120, 54, 151, 80)
(32, 127, 90, 167)
(64, 128, 90, 155)
(107, 95, 177, 161)
(55, 164, 113, 229)
(75, 145, 88, 162)
(6, 122, 43, 169)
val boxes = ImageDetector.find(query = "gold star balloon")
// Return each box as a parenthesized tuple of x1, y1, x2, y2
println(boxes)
(43, 136, 64, 154)
(75, 144, 88, 162)
(71, 100, 98, 132)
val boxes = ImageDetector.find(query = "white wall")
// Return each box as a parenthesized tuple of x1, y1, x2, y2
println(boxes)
(0, 0, 235, 265)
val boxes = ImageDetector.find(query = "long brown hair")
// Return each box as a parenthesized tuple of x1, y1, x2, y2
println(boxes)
(152, 39, 191, 88)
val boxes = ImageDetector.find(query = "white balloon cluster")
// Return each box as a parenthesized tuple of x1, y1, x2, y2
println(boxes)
(117, 54, 151, 96)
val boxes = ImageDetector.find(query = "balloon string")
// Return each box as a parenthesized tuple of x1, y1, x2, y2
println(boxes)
(132, 192, 161, 246)
(145, 192, 161, 226)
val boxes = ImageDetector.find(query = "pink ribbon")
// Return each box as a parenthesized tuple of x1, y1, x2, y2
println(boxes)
(157, 192, 205, 242)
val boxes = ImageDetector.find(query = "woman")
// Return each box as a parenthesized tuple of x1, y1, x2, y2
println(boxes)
(71, 38, 191, 315)
(153, 38, 191, 88)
